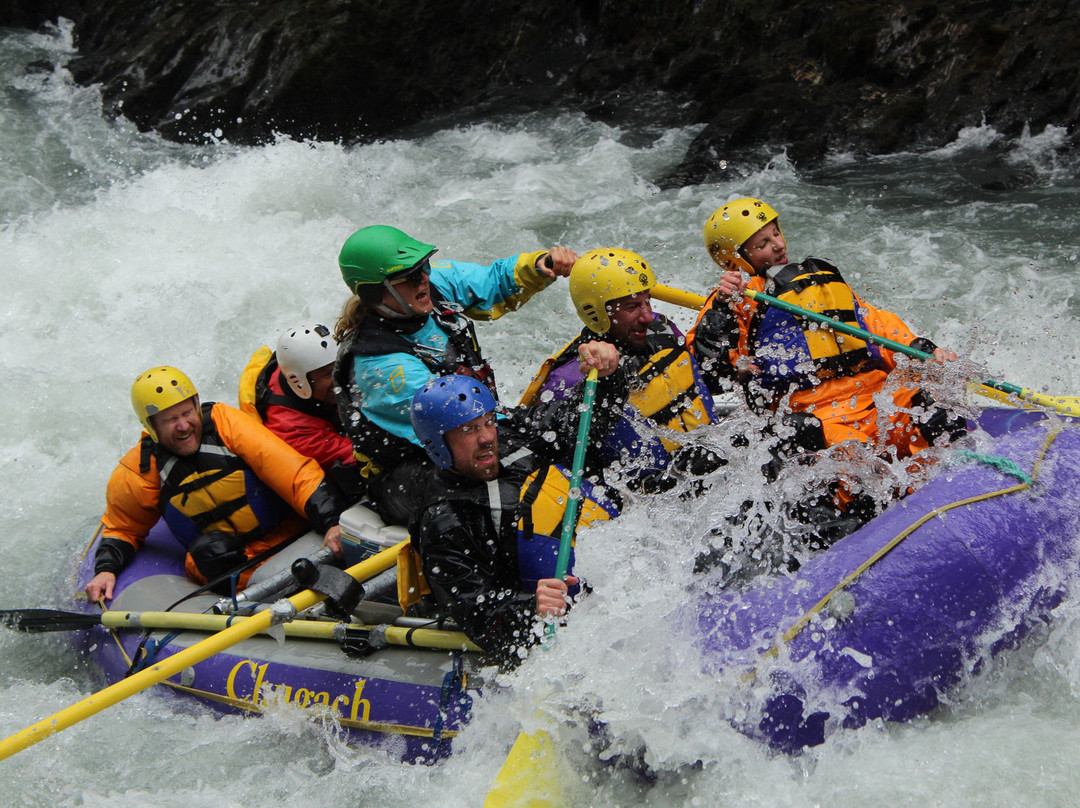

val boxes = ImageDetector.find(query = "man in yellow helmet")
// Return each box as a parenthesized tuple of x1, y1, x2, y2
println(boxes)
(84, 366, 345, 602)
(522, 247, 722, 490)
(688, 197, 966, 459)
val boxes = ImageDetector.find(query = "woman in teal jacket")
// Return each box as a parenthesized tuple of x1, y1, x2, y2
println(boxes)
(332, 224, 576, 524)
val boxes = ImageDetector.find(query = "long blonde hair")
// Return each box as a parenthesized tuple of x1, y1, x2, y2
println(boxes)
(335, 295, 368, 342)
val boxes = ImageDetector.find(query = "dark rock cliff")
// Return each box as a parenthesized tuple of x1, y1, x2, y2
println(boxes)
(4, 0, 1078, 185)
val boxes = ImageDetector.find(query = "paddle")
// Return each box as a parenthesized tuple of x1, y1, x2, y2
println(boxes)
(0, 540, 406, 762)
(483, 368, 600, 808)
(0, 608, 479, 652)
(650, 283, 1080, 417)
(553, 369, 599, 592)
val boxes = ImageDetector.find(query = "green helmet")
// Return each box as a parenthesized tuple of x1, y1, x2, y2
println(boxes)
(338, 225, 437, 300)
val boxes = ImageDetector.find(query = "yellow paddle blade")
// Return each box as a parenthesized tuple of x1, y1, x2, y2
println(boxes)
(971, 383, 1080, 416)
(484, 728, 565, 808)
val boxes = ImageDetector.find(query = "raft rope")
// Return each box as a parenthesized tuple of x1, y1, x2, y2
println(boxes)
(430, 652, 470, 758)
(763, 422, 1066, 658)
(953, 449, 1033, 484)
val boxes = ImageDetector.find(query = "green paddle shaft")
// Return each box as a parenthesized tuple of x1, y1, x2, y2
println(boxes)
(648, 283, 1071, 412)
(652, 283, 1077, 416)
(555, 368, 599, 581)
(744, 287, 935, 359)
(743, 288, 1067, 407)
(485, 370, 601, 805)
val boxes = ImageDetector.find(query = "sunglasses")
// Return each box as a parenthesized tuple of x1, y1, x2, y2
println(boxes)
(390, 261, 431, 287)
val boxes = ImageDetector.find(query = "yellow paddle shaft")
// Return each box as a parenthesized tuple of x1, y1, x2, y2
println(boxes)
(0, 541, 407, 761)
(651, 283, 707, 309)
(971, 382, 1080, 416)
(97, 610, 479, 651)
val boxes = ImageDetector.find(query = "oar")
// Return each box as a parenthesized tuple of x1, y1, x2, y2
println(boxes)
(483, 369, 599, 808)
(553, 368, 599, 590)
(0, 608, 479, 652)
(651, 283, 1080, 417)
(744, 287, 1080, 416)
(0, 540, 406, 762)
(652, 283, 707, 309)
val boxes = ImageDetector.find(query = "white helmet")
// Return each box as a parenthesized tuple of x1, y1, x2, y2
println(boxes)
(276, 323, 336, 399)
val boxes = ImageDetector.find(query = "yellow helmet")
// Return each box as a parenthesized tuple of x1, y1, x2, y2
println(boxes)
(569, 248, 656, 334)
(131, 366, 199, 442)
(703, 197, 780, 273)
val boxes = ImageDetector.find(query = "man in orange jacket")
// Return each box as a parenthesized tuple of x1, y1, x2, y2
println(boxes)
(84, 366, 345, 602)
(689, 197, 967, 459)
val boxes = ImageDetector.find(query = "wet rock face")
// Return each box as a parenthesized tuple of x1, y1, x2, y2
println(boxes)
(24, 0, 598, 144)
(5, 1, 1078, 181)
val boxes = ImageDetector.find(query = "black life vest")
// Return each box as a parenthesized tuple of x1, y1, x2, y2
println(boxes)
(334, 287, 498, 468)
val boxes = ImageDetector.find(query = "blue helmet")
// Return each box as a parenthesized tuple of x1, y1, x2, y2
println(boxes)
(410, 375, 498, 469)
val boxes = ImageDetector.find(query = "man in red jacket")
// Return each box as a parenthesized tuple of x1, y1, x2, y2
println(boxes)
(238, 323, 367, 500)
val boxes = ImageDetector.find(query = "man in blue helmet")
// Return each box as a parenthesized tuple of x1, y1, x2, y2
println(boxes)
(402, 351, 626, 668)
(333, 224, 578, 526)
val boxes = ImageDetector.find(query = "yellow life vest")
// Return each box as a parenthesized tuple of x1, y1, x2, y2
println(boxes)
(628, 347, 712, 433)
(516, 463, 616, 588)
(521, 337, 712, 434)
(753, 259, 873, 385)
(237, 345, 274, 420)
(147, 403, 285, 546)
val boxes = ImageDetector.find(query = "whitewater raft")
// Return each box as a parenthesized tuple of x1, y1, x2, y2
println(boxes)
(74, 505, 478, 763)
(70, 409, 1080, 758)
(695, 409, 1080, 751)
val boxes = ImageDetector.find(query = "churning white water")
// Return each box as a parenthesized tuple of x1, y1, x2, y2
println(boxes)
(3, 20, 1080, 807)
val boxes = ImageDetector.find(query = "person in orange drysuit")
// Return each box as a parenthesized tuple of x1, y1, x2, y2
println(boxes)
(85, 366, 345, 602)
(688, 197, 967, 460)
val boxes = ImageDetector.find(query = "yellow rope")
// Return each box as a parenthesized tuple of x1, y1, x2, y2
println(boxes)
(761, 423, 1065, 659)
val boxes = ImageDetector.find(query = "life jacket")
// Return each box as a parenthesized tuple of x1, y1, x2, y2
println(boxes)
(334, 287, 498, 468)
(237, 345, 273, 420)
(140, 402, 287, 547)
(521, 319, 713, 466)
(238, 347, 339, 423)
(748, 258, 886, 396)
(430, 448, 617, 595)
(515, 461, 617, 592)
(627, 346, 713, 434)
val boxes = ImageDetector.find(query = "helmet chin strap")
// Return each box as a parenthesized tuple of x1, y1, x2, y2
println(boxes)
(374, 279, 422, 319)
